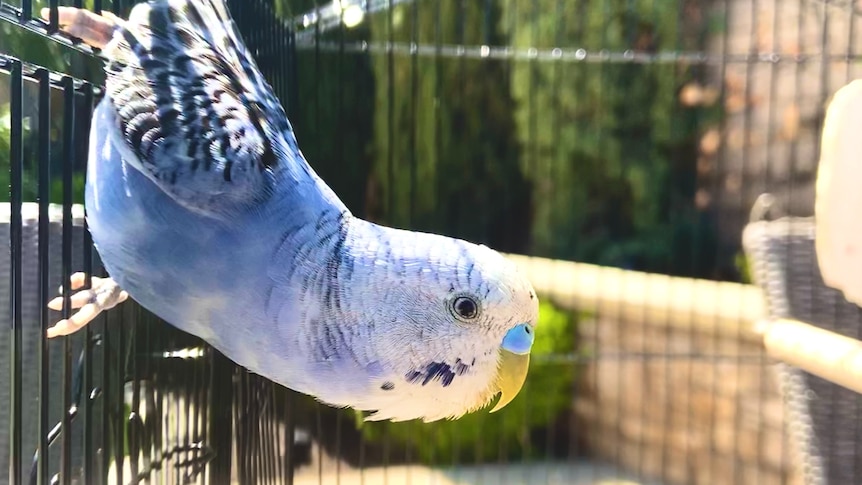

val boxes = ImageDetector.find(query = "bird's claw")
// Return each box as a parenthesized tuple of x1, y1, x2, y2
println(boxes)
(46, 272, 129, 338)
(41, 7, 121, 50)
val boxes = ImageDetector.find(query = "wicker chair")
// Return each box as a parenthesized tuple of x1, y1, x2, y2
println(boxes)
(743, 209, 862, 485)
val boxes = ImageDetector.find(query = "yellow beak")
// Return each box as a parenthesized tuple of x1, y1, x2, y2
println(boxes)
(489, 349, 531, 413)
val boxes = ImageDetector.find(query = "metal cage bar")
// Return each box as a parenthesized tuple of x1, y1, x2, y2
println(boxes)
(1, 1, 303, 483)
(59, 74, 73, 485)
(8, 57, 24, 485)
(35, 66, 50, 485)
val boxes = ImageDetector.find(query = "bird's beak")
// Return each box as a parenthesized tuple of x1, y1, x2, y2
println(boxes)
(490, 323, 534, 413)
(490, 349, 530, 412)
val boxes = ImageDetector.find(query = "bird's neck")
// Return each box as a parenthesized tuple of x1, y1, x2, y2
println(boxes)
(271, 147, 350, 213)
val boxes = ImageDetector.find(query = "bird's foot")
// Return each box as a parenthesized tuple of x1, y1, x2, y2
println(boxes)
(47, 273, 129, 338)
(41, 7, 121, 50)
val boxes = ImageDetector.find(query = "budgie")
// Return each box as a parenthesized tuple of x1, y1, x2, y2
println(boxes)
(44, 0, 539, 422)
(815, 80, 862, 307)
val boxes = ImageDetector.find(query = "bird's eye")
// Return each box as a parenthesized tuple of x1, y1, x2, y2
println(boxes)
(451, 296, 480, 321)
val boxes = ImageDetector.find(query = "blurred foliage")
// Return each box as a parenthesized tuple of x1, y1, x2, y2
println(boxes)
(359, 0, 725, 277)
(0, 107, 8, 191)
(503, 0, 714, 274)
(735, 251, 752, 284)
(291, 38, 376, 214)
(352, 299, 576, 464)
(365, 1, 532, 253)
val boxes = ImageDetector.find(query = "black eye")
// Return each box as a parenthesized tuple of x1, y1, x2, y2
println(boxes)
(451, 296, 479, 320)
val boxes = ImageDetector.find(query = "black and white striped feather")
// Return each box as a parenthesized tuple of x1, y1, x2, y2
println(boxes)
(102, 0, 302, 214)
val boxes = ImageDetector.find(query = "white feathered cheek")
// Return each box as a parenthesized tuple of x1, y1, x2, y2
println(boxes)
(392, 292, 487, 388)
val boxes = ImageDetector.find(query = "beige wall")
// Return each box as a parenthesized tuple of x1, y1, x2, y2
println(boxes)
(573, 315, 802, 485)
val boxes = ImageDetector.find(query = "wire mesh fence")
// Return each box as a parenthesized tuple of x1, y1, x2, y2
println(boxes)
(0, 0, 859, 484)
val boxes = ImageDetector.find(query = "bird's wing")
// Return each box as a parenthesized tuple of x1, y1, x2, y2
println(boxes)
(101, 0, 309, 215)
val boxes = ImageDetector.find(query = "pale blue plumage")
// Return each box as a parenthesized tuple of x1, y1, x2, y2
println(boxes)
(67, 0, 539, 422)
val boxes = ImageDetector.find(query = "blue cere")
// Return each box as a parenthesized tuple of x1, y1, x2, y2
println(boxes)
(501, 323, 534, 355)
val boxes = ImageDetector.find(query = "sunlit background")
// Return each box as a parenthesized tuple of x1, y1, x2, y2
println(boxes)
(1, 0, 861, 484)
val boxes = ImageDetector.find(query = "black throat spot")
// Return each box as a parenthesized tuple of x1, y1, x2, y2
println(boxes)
(405, 358, 473, 388)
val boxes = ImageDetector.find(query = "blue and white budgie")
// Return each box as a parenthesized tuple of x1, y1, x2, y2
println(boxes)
(44, 0, 539, 422)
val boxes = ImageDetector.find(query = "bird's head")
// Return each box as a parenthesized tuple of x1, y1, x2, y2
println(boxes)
(344, 227, 540, 423)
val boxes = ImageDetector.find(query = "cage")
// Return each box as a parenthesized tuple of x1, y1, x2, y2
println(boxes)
(1, 0, 861, 484)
